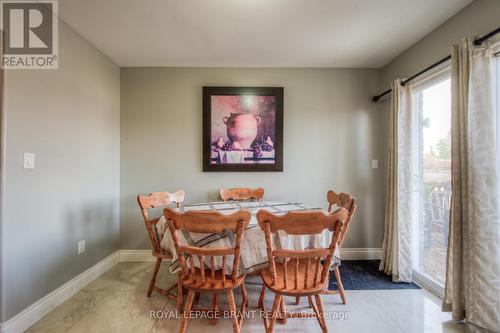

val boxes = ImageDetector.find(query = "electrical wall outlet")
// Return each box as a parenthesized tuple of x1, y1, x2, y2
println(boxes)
(78, 240, 85, 255)
(372, 159, 379, 169)
(24, 152, 35, 169)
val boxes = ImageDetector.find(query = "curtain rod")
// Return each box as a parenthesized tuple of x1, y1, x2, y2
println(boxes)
(372, 26, 500, 102)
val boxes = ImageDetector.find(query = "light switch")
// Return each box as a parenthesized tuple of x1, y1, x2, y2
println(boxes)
(78, 240, 86, 255)
(24, 152, 35, 169)
(372, 159, 378, 169)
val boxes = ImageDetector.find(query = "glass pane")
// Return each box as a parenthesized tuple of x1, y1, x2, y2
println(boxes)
(415, 78, 451, 288)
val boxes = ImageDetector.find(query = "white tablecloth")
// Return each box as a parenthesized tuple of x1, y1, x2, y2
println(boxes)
(157, 201, 341, 274)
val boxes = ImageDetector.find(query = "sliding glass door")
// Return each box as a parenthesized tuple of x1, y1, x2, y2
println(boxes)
(412, 74, 451, 294)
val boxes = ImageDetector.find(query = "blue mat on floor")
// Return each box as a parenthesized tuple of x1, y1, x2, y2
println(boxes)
(329, 260, 420, 290)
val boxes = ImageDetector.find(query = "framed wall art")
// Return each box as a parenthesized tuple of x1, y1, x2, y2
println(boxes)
(203, 86, 283, 172)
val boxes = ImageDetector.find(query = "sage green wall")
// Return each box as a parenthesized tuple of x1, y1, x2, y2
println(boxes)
(0, 20, 120, 321)
(120, 67, 382, 250)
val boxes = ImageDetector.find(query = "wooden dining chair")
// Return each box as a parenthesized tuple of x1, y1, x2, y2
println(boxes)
(137, 189, 185, 311)
(219, 187, 264, 201)
(326, 190, 357, 304)
(164, 208, 251, 333)
(257, 209, 347, 333)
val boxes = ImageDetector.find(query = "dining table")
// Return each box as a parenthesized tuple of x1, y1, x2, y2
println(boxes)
(155, 201, 342, 275)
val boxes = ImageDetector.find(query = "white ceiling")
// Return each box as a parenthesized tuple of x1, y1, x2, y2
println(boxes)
(58, 0, 473, 68)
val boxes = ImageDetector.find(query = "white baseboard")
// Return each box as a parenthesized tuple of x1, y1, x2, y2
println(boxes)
(119, 250, 155, 262)
(0, 252, 120, 333)
(340, 248, 381, 260)
(0, 247, 381, 333)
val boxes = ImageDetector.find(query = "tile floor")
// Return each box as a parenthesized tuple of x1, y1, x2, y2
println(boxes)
(26, 262, 467, 333)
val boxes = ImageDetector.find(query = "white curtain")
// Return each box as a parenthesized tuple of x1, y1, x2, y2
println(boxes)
(379, 79, 414, 283)
(443, 37, 500, 332)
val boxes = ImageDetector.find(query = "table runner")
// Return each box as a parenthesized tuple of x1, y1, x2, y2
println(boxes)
(157, 201, 341, 274)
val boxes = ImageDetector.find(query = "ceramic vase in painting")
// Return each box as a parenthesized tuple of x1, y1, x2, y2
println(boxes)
(223, 113, 261, 149)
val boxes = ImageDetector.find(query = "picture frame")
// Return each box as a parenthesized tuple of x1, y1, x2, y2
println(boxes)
(203, 86, 284, 172)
